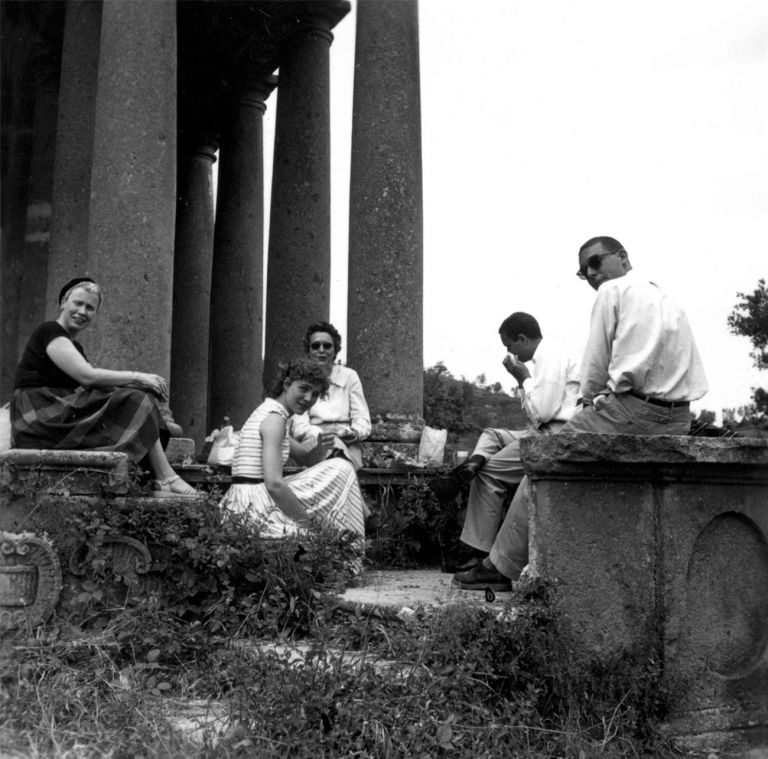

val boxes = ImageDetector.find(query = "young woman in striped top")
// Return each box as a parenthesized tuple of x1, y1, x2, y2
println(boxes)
(220, 357, 366, 547)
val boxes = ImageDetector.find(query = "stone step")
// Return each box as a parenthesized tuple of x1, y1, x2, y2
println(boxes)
(164, 570, 515, 747)
(336, 568, 513, 617)
(0, 449, 131, 496)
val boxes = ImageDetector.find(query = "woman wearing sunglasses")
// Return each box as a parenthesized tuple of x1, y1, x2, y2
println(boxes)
(290, 321, 371, 472)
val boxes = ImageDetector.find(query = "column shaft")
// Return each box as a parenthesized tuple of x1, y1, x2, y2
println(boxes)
(86, 0, 177, 377)
(208, 85, 272, 429)
(170, 140, 217, 447)
(17, 74, 59, 355)
(347, 0, 424, 420)
(48, 0, 102, 315)
(0, 17, 36, 400)
(264, 20, 332, 385)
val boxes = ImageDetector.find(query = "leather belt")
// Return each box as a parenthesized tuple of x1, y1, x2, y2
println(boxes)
(231, 476, 264, 484)
(628, 391, 689, 409)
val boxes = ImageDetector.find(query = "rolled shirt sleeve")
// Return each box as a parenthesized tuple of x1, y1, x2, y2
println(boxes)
(520, 339, 582, 425)
(580, 285, 618, 402)
(290, 365, 371, 442)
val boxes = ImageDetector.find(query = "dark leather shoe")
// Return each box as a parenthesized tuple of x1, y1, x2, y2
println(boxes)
(452, 562, 511, 592)
(455, 459, 483, 484)
(454, 552, 488, 572)
(452, 454, 485, 483)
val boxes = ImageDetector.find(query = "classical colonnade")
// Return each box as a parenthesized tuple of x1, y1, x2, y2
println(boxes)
(1, 0, 424, 448)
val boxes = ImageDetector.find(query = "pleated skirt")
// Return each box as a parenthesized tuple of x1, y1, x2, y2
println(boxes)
(220, 457, 366, 541)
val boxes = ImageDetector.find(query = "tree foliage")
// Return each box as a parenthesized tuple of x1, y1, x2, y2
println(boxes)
(727, 279, 768, 422)
(423, 362, 528, 436)
(423, 362, 474, 435)
(728, 278, 768, 370)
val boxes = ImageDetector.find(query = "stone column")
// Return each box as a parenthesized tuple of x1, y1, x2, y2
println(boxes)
(85, 0, 177, 377)
(17, 71, 60, 353)
(208, 80, 275, 430)
(170, 138, 218, 449)
(263, 16, 333, 387)
(347, 0, 424, 422)
(47, 0, 101, 315)
(1, 9, 39, 399)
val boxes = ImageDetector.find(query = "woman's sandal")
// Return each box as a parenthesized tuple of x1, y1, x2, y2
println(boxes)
(152, 475, 198, 498)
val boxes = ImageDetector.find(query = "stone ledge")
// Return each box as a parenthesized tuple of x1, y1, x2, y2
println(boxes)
(177, 464, 441, 489)
(0, 449, 132, 495)
(520, 434, 768, 482)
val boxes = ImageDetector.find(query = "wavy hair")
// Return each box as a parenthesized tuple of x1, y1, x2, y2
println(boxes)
(267, 357, 331, 399)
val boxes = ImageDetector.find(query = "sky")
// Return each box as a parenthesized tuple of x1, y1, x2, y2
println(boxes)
(262, 0, 768, 420)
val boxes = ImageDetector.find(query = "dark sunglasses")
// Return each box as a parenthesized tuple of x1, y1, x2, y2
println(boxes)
(576, 248, 624, 279)
(310, 341, 334, 351)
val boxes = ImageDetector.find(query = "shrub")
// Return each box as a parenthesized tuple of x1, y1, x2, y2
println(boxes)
(365, 476, 464, 569)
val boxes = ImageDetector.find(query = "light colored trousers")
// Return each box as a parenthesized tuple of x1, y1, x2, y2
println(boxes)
(488, 393, 692, 580)
(459, 427, 537, 555)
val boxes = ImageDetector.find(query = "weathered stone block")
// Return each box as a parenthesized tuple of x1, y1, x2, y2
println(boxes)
(166, 437, 195, 464)
(0, 450, 205, 629)
(0, 449, 131, 496)
(520, 433, 768, 752)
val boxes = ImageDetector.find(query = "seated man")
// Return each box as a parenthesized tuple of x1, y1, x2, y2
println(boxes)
(454, 236, 708, 591)
(451, 312, 580, 588)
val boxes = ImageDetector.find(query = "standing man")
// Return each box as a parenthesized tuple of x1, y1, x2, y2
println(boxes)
(563, 235, 707, 434)
(453, 236, 707, 592)
(452, 312, 580, 587)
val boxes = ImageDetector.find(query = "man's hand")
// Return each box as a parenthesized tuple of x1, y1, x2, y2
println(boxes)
(502, 354, 531, 386)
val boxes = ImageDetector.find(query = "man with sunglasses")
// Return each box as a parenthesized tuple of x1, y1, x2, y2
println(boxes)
(454, 236, 708, 592)
(564, 235, 707, 434)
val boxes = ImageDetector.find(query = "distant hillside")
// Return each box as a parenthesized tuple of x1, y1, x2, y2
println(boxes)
(423, 362, 529, 446)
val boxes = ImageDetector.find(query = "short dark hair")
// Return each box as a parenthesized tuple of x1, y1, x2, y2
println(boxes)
(498, 312, 542, 340)
(267, 357, 331, 398)
(303, 321, 342, 355)
(579, 236, 625, 256)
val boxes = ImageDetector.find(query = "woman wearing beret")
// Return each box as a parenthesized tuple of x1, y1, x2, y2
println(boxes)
(10, 277, 197, 497)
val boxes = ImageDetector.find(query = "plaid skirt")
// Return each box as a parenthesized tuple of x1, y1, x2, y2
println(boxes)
(11, 385, 169, 463)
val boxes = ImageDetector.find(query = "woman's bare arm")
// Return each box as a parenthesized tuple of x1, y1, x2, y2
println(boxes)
(46, 336, 168, 400)
(261, 414, 310, 523)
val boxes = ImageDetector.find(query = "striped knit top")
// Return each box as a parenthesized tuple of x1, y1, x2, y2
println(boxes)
(231, 398, 290, 479)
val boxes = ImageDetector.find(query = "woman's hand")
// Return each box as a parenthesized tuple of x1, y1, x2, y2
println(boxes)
(316, 430, 336, 454)
(132, 372, 168, 401)
(335, 426, 356, 442)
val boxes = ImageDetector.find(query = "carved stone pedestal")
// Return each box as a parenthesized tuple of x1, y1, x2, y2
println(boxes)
(520, 434, 768, 755)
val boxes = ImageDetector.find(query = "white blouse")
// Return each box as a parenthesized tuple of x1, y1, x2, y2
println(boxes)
(291, 364, 371, 443)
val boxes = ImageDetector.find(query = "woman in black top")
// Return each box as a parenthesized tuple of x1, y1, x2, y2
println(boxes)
(11, 277, 196, 497)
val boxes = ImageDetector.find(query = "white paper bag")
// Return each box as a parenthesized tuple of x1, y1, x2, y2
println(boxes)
(0, 403, 11, 452)
(207, 425, 239, 468)
(418, 425, 447, 466)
